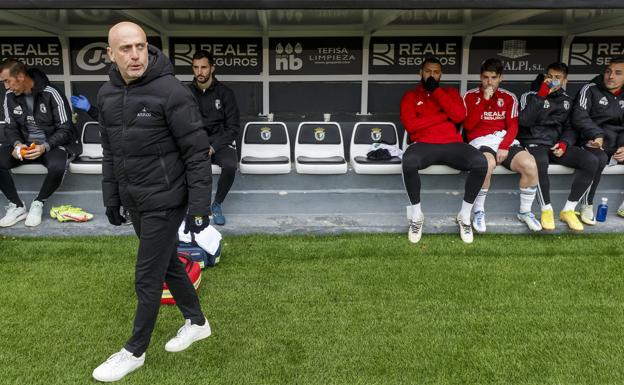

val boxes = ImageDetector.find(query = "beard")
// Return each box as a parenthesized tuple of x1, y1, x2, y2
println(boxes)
(195, 75, 212, 84)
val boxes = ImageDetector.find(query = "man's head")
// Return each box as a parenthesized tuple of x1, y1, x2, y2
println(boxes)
(480, 58, 504, 92)
(107, 21, 149, 84)
(420, 57, 442, 85)
(545, 62, 568, 91)
(0, 59, 32, 95)
(192, 50, 216, 85)
(603, 56, 624, 93)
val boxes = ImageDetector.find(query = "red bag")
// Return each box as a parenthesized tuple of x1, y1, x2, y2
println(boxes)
(161, 256, 202, 305)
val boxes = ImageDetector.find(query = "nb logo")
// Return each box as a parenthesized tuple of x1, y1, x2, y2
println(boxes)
(275, 42, 303, 71)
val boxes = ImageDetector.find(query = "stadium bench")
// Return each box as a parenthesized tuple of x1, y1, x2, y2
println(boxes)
(350, 122, 402, 174)
(294, 121, 347, 174)
(239, 121, 291, 174)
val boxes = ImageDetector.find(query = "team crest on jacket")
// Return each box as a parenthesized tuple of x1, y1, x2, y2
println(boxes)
(543, 100, 550, 109)
(260, 127, 272, 141)
(215, 99, 222, 110)
(599, 96, 608, 106)
(314, 127, 326, 141)
(39, 103, 47, 114)
(563, 101, 570, 110)
(13, 105, 23, 115)
(619, 100, 624, 109)
(497, 98, 504, 107)
(370, 127, 382, 142)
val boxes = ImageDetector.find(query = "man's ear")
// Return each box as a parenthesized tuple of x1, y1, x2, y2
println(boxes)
(107, 46, 115, 63)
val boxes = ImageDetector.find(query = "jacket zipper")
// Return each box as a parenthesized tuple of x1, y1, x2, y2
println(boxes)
(159, 156, 170, 188)
(122, 87, 128, 178)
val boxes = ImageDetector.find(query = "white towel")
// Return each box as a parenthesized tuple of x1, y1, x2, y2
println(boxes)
(178, 223, 222, 255)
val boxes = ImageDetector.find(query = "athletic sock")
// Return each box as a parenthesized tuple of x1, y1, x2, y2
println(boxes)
(519, 186, 537, 213)
(472, 189, 488, 213)
(562, 200, 578, 212)
(459, 200, 473, 223)
(541, 203, 553, 212)
(409, 203, 423, 220)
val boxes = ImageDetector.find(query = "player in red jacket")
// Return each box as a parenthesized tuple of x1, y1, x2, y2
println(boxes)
(400, 57, 488, 244)
(463, 58, 541, 233)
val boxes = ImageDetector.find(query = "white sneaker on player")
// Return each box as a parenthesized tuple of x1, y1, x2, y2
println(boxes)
(0, 202, 27, 227)
(92, 348, 144, 382)
(24, 200, 44, 227)
(457, 213, 474, 244)
(517, 211, 542, 231)
(165, 318, 212, 352)
(472, 210, 486, 233)
(408, 215, 424, 243)
(580, 204, 596, 225)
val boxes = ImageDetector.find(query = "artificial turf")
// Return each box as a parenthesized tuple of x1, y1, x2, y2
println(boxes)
(0, 233, 622, 385)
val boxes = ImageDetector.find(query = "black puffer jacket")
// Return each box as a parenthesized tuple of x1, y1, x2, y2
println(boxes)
(518, 75, 577, 147)
(188, 78, 240, 152)
(572, 74, 624, 154)
(97, 46, 212, 214)
(3, 68, 79, 154)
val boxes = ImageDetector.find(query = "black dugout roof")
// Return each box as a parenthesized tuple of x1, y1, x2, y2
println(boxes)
(2, 0, 624, 9)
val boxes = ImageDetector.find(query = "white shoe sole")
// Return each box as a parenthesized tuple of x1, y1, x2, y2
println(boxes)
(92, 360, 144, 382)
(0, 212, 28, 227)
(24, 215, 42, 227)
(165, 323, 212, 353)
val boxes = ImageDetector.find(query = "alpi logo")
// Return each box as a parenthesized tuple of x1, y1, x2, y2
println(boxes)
(137, 107, 152, 118)
(275, 42, 303, 71)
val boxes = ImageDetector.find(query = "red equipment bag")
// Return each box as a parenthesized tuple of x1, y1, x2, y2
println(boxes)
(161, 256, 202, 305)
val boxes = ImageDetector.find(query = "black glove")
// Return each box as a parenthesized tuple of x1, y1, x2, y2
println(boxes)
(105, 206, 126, 226)
(531, 73, 545, 91)
(184, 214, 210, 234)
(424, 76, 440, 92)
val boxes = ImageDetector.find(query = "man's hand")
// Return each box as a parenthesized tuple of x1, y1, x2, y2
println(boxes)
(550, 142, 566, 157)
(70, 95, 91, 112)
(12, 144, 24, 160)
(209, 146, 215, 156)
(484, 86, 494, 101)
(23, 144, 46, 160)
(614, 146, 624, 162)
(105, 206, 126, 226)
(586, 137, 604, 149)
(184, 214, 210, 234)
(496, 148, 509, 165)
(424, 76, 439, 92)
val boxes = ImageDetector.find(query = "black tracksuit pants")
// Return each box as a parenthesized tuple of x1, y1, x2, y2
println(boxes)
(402, 142, 488, 205)
(526, 145, 602, 206)
(125, 206, 205, 356)
(583, 147, 611, 205)
(211, 146, 237, 204)
(0, 145, 67, 205)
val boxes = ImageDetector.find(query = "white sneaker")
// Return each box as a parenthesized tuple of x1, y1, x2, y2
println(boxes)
(472, 210, 486, 233)
(517, 211, 542, 231)
(24, 200, 44, 227)
(0, 202, 27, 227)
(408, 215, 424, 243)
(457, 213, 474, 244)
(165, 318, 212, 352)
(92, 348, 145, 382)
(580, 204, 596, 225)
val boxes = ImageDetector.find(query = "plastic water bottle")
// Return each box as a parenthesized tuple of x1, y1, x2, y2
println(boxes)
(596, 197, 608, 222)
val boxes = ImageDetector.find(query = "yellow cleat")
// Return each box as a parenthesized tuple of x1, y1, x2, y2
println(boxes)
(560, 210, 584, 231)
(540, 209, 555, 231)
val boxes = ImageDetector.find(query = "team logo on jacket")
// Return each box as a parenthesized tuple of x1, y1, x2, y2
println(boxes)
(314, 127, 326, 141)
(371, 127, 382, 142)
(215, 99, 222, 110)
(39, 104, 47, 114)
(563, 101, 570, 110)
(599, 96, 608, 106)
(260, 127, 272, 141)
(543, 100, 550, 109)
(619, 100, 624, 109)
(497, 98, 504, 107)
(12, 105, 23, 116)
(137, 107, 152, 118)
(416, 101, 424, 106)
